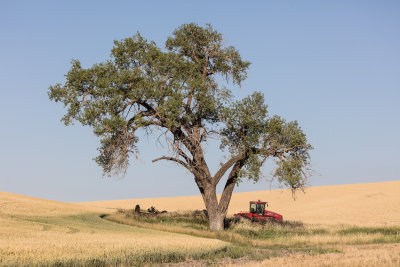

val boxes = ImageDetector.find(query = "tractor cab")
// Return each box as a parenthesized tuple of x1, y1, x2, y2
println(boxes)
(250, 201, 267, 215)
(234, 200, 283, 223)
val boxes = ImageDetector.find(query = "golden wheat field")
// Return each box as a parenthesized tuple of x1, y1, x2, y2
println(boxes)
(229, 243, 400, 267)
(79, 181, 400, 226)
(0, 191, 228, 266)
(1, 181, 399, 266)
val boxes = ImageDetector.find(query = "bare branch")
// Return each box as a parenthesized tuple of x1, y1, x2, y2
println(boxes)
(175, 145, 193, 165)
(200, 128, 219, 142)
(152, 156, 189, 169)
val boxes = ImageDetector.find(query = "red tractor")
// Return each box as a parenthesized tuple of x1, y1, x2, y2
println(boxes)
(234, 200, 283, 223)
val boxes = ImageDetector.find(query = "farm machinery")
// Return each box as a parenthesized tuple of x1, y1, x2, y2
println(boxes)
(134, 204, 167, 215)
(234, 200, 283, 223)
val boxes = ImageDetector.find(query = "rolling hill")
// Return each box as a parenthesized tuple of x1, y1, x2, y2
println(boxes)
(79, 180, 400, 226)
(0, 190, 228, 266)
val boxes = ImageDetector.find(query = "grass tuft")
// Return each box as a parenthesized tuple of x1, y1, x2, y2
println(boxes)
(338, 226, 400, 236)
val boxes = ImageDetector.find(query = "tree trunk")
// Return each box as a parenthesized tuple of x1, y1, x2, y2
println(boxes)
(208, 211, 225, 231)
(194, 159, 243, 231)
(208, 186, 233, 231)
(207, 160, 242, 230)
(200, 183, 225, 231)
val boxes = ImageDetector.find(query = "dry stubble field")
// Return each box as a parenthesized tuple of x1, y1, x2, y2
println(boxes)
(1, 181, 399, 266)
(0, 191, 228, 266)
(81, 181, 400, 266)
(79, 181, 400, 226)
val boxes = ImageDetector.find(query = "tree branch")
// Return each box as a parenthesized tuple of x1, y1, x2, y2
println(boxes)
(175, 145, 193, 165)
(152, 156, 189, 169)
(218, 159, 245, 214)
(127, 98, 196, 157)
(213, 151, 246, 185)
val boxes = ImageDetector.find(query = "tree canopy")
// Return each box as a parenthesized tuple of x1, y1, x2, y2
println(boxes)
(49, 23, 312, 230)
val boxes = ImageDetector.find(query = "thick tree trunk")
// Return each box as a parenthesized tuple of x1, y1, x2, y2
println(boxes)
(198, 183, 224, 231)
(191, 151, 244, 231)
(202, 160, 243, 230)
(199, 181, 233, 231)
(208, 211, 225, 231)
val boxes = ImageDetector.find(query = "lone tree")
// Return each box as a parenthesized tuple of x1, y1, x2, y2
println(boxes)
(49, 23, 312, 230)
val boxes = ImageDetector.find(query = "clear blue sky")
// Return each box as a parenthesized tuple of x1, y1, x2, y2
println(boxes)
(1, 1, 399, 202)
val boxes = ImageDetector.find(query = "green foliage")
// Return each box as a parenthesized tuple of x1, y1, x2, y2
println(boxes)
(219, 92, 312, 188)
(48, 23, 312, 194)
(166, 23, 250, 85)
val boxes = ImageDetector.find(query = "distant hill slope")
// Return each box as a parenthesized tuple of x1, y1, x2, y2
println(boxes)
(0, 190, 103, 216)
(78, 181, 400, 226)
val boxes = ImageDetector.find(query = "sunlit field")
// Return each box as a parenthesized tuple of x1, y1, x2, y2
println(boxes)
(79, 181, 400, 226)
(232, 243, 400, 267)
(83, 181, 400, 266)
(107, 210, 400, 266)
(1, 181, 399, 266)
(0, 191, 228, 266)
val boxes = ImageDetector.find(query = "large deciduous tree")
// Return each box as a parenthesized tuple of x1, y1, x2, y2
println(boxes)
(49, 23, 312, 230)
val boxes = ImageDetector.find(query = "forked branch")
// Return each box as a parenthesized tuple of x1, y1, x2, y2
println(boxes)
(213, 151, 247, 185)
